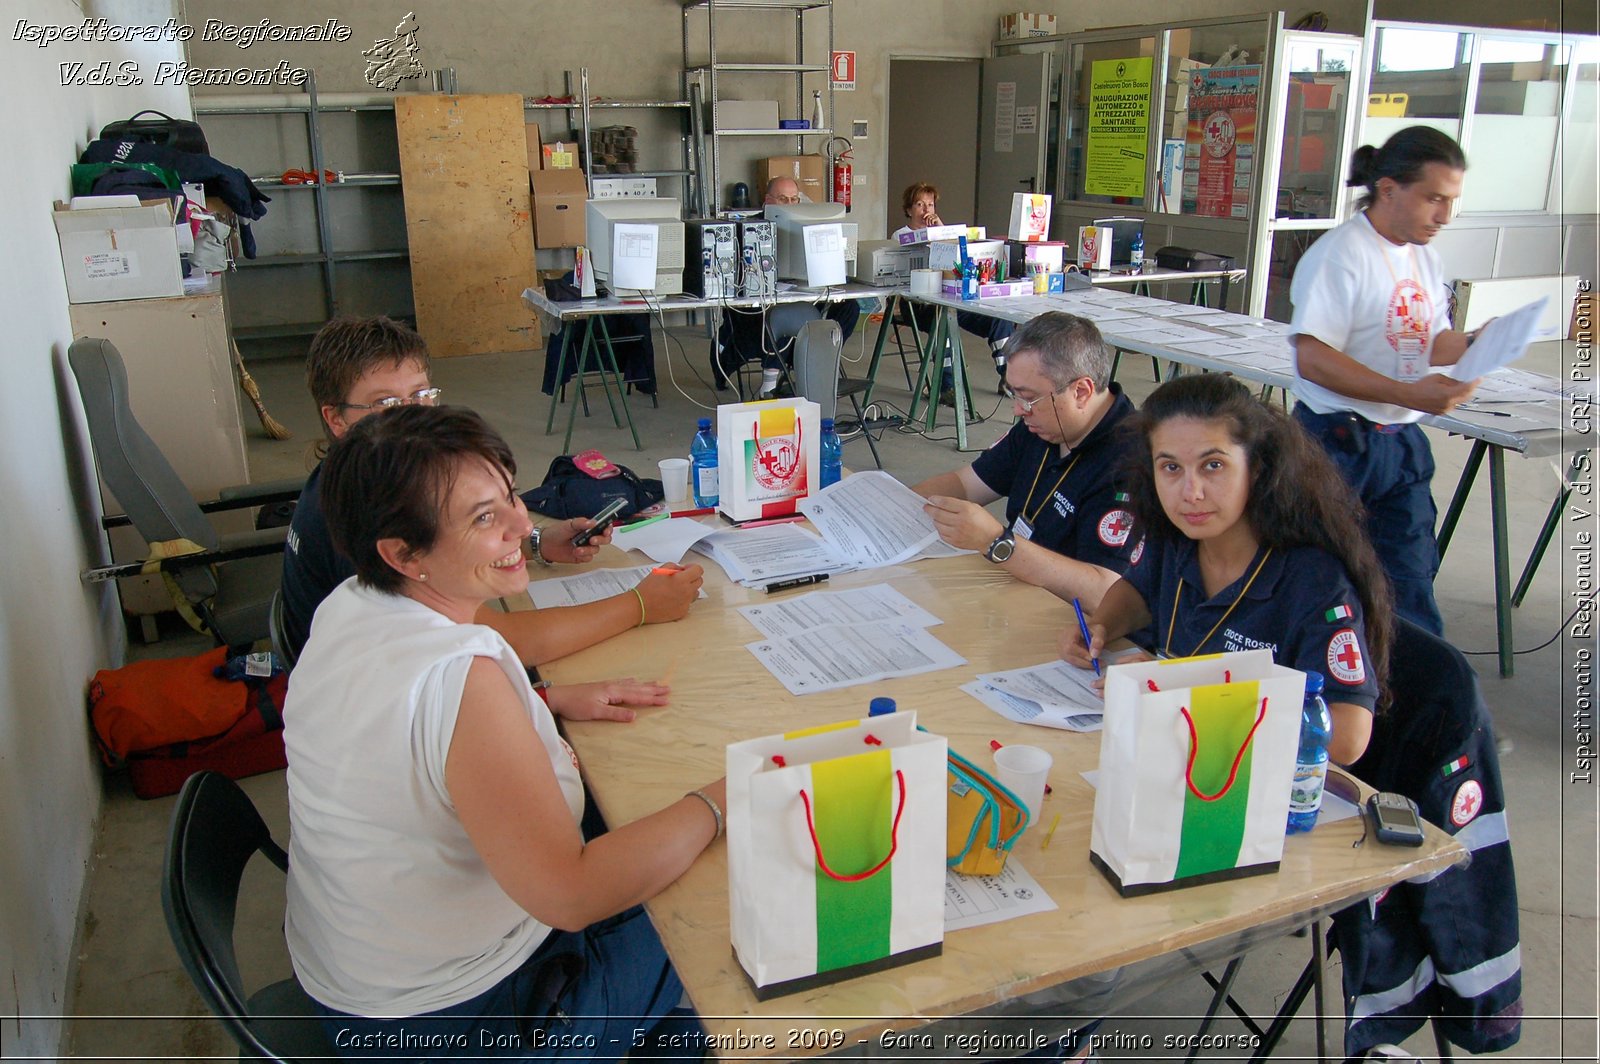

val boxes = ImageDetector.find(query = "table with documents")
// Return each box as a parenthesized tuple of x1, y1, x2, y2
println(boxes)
(520, 505, 1465, 1057)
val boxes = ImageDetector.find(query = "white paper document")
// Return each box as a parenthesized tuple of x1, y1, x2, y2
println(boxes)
(980, 658, 1104, 707)
(798, 471, 940, 568)
(961, 680, 1104, 733)
(1453, 297, 1548, 380)
(692, 524, 852, 586)
(612, 517, 718, 564)
(745, 621, 966, 695)
(945, 859, 1058, 931)
(738, 583, 941, 639)
(527, 565, 656, 608)
(1105, 320, 1224, 345)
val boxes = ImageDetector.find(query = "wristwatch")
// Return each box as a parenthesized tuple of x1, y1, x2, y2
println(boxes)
(984, 529, 1016, 564)
(527, 527, 553, 567)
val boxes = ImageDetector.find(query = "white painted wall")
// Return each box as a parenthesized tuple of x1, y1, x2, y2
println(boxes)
(2, 0, 190, 1054)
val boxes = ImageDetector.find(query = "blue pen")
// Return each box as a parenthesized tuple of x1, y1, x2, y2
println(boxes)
(1072, 597, 1100, 677)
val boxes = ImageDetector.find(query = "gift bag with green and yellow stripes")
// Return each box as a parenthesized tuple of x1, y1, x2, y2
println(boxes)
(1090, 649, 1303, 897)
(727, 711, 947, 998)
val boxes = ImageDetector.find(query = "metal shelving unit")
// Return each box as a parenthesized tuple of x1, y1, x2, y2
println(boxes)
(194, 71, 410, 340)
(681, 0, 835, 212)
(525, 68, 698, 207)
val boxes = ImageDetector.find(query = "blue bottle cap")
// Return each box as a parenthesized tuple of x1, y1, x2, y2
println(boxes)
(1304, 671, 1325, 694)
(868, 697, 896, 717)
(697, 417, 711, 430)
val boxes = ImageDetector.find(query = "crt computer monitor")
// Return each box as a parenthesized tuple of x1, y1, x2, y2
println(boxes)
(764, 202, 848, 286)
(585, 196, 680, 279)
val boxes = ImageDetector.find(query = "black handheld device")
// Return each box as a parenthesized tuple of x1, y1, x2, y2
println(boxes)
(1366, 792, 1426, 847)
(572, 497, 628, 547)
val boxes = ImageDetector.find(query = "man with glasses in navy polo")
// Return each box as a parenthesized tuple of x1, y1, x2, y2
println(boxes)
(913, 312, 1140, 608)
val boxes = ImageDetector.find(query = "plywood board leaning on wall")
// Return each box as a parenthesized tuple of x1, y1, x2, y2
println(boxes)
(395, 94, 541, 358)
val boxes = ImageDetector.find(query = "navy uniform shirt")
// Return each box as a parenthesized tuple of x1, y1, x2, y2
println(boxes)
(279, 461, 353, 661)
(970, 384, 1138, 572)
(1124, 537, 1379, 710)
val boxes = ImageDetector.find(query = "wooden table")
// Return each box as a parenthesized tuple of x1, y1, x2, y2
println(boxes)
(525, 541, 1463, 1057)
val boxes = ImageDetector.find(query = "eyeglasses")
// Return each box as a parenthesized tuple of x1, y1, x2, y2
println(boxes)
(1002, 386, 1059, 415)
(769, 194, 802, 205)
(339, 387, 442, 412)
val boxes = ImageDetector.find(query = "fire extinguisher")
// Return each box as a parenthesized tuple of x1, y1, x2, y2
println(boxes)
(827, 136, 853, 211)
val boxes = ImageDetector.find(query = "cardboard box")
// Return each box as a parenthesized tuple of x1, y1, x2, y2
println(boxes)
(1007, 239, 1066, 277)
(54, 200, 183, 304)
(897, 224, 986, 246)
(531, 169, 588, 248)
(998, 12, 1058, 38)
(525, 122, 543, 176)
(542, 140, 578, 169)
(757, 154, 826, 203)
(591, 176, 659, 199)
(719, 100, 780, 130)
(942, 279, 1034, 299)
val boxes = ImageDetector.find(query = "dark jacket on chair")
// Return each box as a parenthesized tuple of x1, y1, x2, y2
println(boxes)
(1334, 620, 1523, 1058)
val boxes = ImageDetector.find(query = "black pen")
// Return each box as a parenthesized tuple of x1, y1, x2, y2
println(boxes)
(764, 573, 830, 594)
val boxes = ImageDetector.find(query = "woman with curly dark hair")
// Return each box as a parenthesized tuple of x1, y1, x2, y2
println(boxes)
(1061, 373, 1392, 764)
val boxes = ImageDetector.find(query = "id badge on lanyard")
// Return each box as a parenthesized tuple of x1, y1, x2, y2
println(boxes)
(1012, 514, 1035, 542)
(1396, 337, 1428, 382)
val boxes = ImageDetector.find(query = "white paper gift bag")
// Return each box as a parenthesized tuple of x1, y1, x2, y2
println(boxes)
(727, 711, 947, 998)
(1089, 650, 1303, 896)
(716, 397, 820, 522)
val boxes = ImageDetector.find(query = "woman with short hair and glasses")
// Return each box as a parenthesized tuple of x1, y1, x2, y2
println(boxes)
(282, 316, 704, 723)
(285, 404, 720, 1059)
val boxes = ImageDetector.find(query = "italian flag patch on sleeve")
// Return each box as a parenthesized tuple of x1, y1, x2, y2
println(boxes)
(1324, 604, 1353, 622)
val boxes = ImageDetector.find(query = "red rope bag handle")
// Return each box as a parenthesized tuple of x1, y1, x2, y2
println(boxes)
(1178, 697, 1269, 802)
(798, 770, 906, 882)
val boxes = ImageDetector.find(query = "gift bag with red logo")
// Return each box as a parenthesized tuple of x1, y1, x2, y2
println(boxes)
(1090, 649, 1303, 896)
(716, 397, 820, 522)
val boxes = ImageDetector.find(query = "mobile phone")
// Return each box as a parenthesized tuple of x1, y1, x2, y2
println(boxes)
(1366, 792, 1426, 847)
(572, 498, 628, 546)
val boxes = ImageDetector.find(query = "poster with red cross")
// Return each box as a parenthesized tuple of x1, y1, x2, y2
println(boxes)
(1181, 64, 1260, 219)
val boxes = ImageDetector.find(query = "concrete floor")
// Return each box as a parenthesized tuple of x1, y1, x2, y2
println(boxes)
(64, 318, 1595, 1061)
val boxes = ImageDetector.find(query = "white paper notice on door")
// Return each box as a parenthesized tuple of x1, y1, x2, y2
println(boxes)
(1015, 105, 1038, 134)
(994, 81, 1016, 153)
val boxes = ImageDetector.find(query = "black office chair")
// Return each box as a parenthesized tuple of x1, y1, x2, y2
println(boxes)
(267, 590, 297, 673)
(69, 338, 301, 647)
(161, 771, 337, 1062)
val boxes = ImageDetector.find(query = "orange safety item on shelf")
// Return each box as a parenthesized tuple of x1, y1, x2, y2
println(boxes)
(281, 168, 339, 185)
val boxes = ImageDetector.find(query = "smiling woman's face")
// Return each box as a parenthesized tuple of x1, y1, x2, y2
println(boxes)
(402, 456, 533, 611)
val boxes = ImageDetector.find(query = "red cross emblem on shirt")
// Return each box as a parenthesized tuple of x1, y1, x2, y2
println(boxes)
(1336, 642, 1361, 671)
(1326, 628, 1365, 684)
(1098, 509, 1134, 547)
(1450, 779, 1484, 827)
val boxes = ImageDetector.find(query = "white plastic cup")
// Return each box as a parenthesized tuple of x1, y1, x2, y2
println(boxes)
(993, 744, 1053, 827)
(659, 458, 691, 506)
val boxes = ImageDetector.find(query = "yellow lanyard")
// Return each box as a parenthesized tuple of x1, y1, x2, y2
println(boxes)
(1164, 548, 1275, 658)
(1020, 449, 1081, 529)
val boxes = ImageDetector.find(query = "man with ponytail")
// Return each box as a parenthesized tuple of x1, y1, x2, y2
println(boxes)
(1289, 126, 1482, 635)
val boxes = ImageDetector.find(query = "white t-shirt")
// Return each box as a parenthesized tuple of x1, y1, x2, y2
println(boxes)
(283, 579, 585, 1017)
(1289, 212, 1456, 424)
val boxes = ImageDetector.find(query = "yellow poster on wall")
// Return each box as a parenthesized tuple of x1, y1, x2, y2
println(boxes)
(1085, 57, 1153, 198)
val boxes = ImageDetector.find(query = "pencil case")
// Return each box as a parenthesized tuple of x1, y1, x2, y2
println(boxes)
(947, 749, 1029, 876)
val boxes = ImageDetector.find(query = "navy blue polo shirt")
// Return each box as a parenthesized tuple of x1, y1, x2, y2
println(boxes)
(279, 461, 353, 661)
(1124, 538, 1379, 710)
(970, 384, 1138, 572)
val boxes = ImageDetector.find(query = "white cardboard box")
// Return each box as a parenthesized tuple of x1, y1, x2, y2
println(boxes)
(54, 201, 183, 303)
(1008, 192, 1053, 241)
(898, 224, 986, 246)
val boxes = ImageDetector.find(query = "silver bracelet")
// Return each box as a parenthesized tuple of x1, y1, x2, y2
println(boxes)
(527, 527, 554, 567)
(686, 789, 724, 840)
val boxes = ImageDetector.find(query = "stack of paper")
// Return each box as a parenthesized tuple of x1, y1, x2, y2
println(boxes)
(738, 583, 940, 638)
(690, 524, 852, 588)
(798, 470, 942, 568)
(963, 659, 1106, 732)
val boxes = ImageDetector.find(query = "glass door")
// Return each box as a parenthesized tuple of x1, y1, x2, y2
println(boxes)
(1249, 31, 1364, 320)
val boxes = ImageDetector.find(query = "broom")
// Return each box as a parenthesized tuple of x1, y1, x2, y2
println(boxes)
(230, 338, 292, 440)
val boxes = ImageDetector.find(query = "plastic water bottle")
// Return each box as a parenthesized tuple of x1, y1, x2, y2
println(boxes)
(691, 418, 719, 508)
(1287, 672, 1333, 834)
(1130, 230, 1145, 273)
(820, 418, 843, 488)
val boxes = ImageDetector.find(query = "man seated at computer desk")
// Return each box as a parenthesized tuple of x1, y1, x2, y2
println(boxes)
(713, 176, 862, 397)
(914, 312, 1139, 608)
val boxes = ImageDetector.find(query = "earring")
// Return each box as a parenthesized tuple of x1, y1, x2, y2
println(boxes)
(418, 573, 429, 582)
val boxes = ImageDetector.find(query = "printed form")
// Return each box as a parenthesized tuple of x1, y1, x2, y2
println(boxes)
(738, 583, 941, 639)
(798, 471, 940, 568)
(746, 622, 966, 695)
